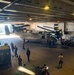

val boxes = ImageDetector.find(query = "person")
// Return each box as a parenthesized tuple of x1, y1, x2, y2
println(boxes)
(26, 48, 31, 62)
(18, 56, 22, 66)
(23, 38, 25, 49)
(58, 53, 63, 68)
(41, 64, 50, 75)
(23, 41, 25, 49)
(0, 42, 1, 45)
(11, 42, 15, 51)
(41, 64, 47, 69)
(23, 38, 25, 43)
(15, 45, 18, 57)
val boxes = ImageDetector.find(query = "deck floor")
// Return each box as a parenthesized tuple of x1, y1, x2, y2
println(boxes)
(0, 34, 74, 75)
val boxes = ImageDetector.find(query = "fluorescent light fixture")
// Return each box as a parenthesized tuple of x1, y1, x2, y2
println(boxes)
(18, 66, 35, 75)
(0, 0, 11, 4)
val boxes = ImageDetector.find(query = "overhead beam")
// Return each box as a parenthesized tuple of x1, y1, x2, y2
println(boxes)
(0, 13, 17, 16)
(0, 0, 11, 4)
(4, 9, 54, 17)
(15, 3, 71, 15)
(15, 3, 64, 14)
(15, 3, 43, 9)
(60, 0, 74, 5)
(5, 9, 73, 19)
(2, 0, 19, 10)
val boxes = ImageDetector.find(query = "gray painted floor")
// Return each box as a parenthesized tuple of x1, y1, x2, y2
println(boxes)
(0, 34, 74, 75)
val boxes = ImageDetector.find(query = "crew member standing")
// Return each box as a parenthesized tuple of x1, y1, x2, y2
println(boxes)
(11, 42, 15, 51)
(41, 64, 49, 75)
(15, 45, 18, 57)
(23, 38, 25, 49)
(26, 48, 31, 62)
(58, 53, 63, 68)
(18, 56, 22, 66)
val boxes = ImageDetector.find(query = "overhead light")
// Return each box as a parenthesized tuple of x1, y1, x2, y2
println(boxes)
(72, 13, 74, 16)
(0, 0, 11, 4)
(29, 18, 32, 21)
(57, 20, 60, 22)
(44, 5, 49, 10)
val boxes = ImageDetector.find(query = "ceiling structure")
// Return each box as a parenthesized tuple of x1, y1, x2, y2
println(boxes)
(0, 0, 74, 23)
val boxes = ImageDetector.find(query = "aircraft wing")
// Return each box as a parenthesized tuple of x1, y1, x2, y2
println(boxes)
(37, 26, 55, 33)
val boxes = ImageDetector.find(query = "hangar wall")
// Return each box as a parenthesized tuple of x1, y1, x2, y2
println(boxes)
(29, 22, 74, 39)
(64, 22, 74, 39)
(66, 22, 74, 31)
(30, 22, 64, 31)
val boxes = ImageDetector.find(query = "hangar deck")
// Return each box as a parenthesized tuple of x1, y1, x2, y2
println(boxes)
(0, 34, 74, 75)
